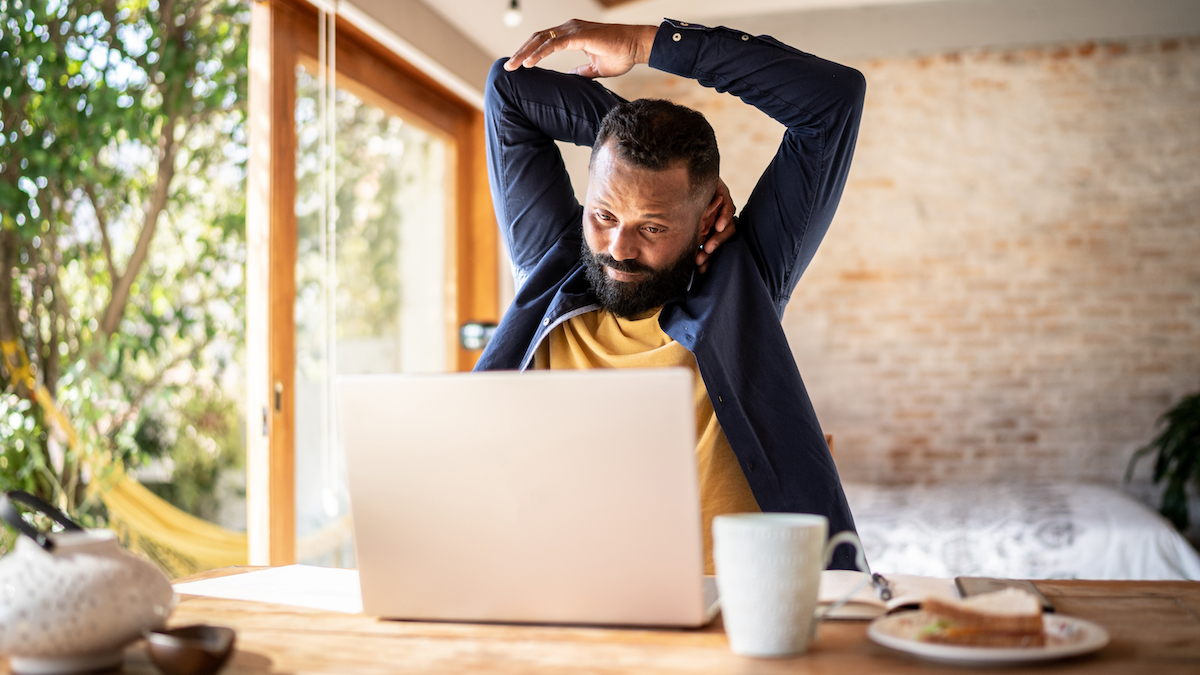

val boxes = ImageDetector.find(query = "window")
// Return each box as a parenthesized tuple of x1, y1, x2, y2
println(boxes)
(246, 0, 497, 565)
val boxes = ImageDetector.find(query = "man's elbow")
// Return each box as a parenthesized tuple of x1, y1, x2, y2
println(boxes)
(838, 65, 867, 116)
(486, 58, 514, 109)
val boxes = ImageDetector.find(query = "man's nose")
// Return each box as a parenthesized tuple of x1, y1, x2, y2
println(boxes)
(608, 226, 639, 261)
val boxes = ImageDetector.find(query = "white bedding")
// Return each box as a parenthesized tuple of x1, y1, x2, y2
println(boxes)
(843, 482, 1200, 580)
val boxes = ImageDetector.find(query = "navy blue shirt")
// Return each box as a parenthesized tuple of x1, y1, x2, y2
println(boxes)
(477, 20, 866, 569)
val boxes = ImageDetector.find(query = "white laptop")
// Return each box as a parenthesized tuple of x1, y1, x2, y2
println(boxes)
(337, 368, 719, 627)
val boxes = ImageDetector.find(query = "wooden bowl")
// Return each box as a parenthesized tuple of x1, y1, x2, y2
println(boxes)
(145, 625, 236, 675)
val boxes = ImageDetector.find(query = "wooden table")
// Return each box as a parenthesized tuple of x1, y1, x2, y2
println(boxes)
(12, 568, 1200, 674)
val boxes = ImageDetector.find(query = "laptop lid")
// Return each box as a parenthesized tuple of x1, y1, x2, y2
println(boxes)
(338, 368, 713, 626)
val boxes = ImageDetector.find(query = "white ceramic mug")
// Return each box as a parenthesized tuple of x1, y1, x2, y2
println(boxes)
(713, 513, 869, 658)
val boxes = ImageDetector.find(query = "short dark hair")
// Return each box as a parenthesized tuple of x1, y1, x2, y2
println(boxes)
(591, 98, 719, 198)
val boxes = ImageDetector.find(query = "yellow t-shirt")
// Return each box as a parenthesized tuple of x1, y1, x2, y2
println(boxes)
(533, 307, 760, 574)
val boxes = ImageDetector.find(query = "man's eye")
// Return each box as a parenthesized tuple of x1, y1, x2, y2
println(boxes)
(644, 226, 663, 234)
(595, 211, 615, 222)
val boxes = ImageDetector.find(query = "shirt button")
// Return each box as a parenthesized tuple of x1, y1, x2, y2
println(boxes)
(747, 461, 755, 471)
(680, 22, 689, 26)
(718, 395, 723, 403)
(542, 318, 550, 326)
(742, 34, 750, 41)
(673, 33, 681, 42)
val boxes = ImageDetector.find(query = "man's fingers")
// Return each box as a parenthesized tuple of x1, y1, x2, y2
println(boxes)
(507, 26, 568, 70)
(711, 218, 737, 247)
(716, 200, 734, 232)
(505, 33, 543, 70)
(524, 31, 572, 68)
(700, 209, 738, 265)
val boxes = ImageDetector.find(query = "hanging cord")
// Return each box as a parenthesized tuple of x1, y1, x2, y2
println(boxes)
(316, 0, 341, 522)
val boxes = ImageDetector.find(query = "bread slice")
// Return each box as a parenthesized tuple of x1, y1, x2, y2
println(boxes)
(918, 588, 1045, 647)
(922, 588, 1044, 632)
(921, 627, 1046, 648)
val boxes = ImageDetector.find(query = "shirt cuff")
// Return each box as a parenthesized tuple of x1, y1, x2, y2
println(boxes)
(648, 19, 705, 77)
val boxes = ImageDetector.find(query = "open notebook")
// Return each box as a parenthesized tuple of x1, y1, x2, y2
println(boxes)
(819, 571, 959, 619)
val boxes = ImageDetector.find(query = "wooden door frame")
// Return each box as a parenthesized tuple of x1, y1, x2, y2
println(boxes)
(246, 0, 497, 566)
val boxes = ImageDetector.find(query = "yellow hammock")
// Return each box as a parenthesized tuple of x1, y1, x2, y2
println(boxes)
(2, 340, 248, 574)
(102, 463, 248, 572)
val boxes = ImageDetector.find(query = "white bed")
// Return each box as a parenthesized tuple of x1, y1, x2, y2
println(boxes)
(843, 482, 1200, 580)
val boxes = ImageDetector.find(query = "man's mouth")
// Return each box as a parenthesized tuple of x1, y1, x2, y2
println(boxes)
(605, 267, 643, 282)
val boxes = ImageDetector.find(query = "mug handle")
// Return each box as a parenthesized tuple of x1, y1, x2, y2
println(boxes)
(811, 531, 872, 623)
(0, 490, 84, 552)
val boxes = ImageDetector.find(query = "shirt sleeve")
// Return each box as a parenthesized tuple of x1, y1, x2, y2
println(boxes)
(648, 19, 866, 308)
(484, 60, 625, 285)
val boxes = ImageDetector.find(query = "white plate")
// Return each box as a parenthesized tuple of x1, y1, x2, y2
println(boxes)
(868, 611, 1110, 666)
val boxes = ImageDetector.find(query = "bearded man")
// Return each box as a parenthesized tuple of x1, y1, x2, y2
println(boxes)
(475, 18, 866, 572)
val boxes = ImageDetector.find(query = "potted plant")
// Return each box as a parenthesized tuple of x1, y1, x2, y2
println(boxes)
(1127, 390, 1200, 530)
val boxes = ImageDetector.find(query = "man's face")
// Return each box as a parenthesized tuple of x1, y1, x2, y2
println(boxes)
(581, 142, 706, 318)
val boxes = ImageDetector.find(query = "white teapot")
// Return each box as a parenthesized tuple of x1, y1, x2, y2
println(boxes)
(0, 490, 175, 674)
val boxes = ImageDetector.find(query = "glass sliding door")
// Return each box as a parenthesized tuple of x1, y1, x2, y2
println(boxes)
(246, 0, 496, 565)
(293, 64, 451, 567)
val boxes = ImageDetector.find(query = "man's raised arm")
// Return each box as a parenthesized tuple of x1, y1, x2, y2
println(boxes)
(484, 59, 622, 284)
(649, 21, 865, 309)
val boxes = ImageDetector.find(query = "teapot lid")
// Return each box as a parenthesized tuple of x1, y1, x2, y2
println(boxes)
(41, 528, 121, 555)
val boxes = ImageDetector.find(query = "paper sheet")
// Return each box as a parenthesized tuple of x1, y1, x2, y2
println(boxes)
(173, 565, 363, 614)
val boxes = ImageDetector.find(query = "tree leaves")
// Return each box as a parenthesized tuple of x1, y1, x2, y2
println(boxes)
(0, 0, 248, 526)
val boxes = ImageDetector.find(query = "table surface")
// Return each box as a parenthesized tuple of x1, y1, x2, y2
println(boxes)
(9, 567, 1200, 674)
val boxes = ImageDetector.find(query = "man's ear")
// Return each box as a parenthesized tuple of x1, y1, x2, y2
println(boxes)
(697, 188, 722, 240)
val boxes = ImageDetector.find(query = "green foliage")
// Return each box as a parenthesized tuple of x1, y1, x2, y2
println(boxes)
(1127, 390, 1200, 530)
(0, 394, 46, 493)
(140, 387, 243, 522)
(0, 0, 248, 538)
(2, 0, 248, 235)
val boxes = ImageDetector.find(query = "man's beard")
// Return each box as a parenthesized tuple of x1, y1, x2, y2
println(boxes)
(581, 235, 697, 319)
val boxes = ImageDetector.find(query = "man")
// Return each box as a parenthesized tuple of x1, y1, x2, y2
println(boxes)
(477, 19, 865, 571)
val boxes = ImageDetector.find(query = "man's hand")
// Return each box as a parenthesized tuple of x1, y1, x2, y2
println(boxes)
(505, 20, 658, 79)
(697, 179, 736, 274)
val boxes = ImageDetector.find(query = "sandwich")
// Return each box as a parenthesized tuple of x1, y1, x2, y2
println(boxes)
(917, 588, 1046, 647)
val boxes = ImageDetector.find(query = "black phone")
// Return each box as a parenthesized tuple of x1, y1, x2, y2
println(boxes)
(954, 577, 1055, 613)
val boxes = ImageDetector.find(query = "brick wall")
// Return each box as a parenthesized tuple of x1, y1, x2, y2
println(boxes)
(608, 36, 1200, 487)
